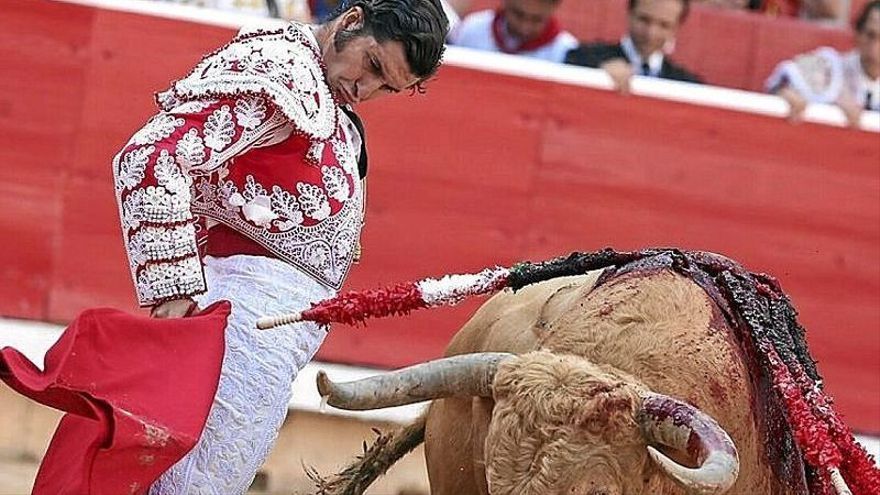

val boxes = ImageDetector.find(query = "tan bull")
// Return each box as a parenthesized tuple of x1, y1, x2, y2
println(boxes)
(316, 260, 812, 494)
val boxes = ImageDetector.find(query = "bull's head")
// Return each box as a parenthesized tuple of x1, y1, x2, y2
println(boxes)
(317, 351, 739, 495)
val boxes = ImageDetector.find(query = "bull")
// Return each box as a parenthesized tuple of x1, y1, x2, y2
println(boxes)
(313, 251, 859, 495)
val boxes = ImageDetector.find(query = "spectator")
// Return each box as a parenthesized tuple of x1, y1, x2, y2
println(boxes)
(439, 0, 470, 28)
(445, 0, 474, 15)
(312, 0, 463, 27)
(754, 0, 846, 23)
(766, 0, 880, 126)
(447, 0, 578, 63)
(158, 0, 310, 20)
(696, 0, 846, 24)
(565, 0, 702, 94)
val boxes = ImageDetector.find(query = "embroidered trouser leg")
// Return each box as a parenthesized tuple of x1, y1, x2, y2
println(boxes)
(149, 255, 332, 495)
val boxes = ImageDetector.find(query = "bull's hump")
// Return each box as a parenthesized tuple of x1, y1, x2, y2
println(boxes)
(541, 269, 720, 359)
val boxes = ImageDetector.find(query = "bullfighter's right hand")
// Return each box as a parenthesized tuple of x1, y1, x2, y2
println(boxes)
(151, 298, 197, 319)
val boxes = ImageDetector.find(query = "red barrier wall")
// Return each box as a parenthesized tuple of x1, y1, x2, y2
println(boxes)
(466, 0, 855, 91)
(1, 0, 878, 432)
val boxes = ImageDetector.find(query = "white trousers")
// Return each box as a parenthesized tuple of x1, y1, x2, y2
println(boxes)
(149, 255, 332, 494)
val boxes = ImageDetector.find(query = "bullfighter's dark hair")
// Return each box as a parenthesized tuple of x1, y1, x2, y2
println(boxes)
(327, 0, 449, 82)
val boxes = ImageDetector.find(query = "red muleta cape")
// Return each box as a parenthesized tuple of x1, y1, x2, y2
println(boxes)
(0, 302, 229, 495)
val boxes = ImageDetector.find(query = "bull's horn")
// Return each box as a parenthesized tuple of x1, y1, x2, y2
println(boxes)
(316, 352, 516, 410)
(637, 393, 740, 494)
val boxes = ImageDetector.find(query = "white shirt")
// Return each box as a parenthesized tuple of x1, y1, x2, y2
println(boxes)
(620, 35, 664, 77)
(448, 9, 578, 64)
(766, 47, 880, 111)
(440, 0, 461, 31)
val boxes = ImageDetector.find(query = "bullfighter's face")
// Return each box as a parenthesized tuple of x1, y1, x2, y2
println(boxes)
(319, 7, 420, 105)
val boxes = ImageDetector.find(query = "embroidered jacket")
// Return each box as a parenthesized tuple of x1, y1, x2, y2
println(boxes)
(113, 23, 364, 307)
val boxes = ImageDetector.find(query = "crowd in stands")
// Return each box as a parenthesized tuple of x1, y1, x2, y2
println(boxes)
(155, 0, 303, 19)
(154, 0, 464, 23)
(699, 0, 850, 24)
(449, 0, 879, 125)
(562, 0, 702, 90)
(154, 0, 879, 126)
(767, 0, 880, 123)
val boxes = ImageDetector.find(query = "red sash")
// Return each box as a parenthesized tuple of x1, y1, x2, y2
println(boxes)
(491, 8, 563, 54)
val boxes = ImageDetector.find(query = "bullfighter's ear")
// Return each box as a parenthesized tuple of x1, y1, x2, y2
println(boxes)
(339, 6, 365, 32)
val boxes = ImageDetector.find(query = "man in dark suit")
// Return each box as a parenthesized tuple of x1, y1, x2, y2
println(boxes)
(565, 0, 702, 93)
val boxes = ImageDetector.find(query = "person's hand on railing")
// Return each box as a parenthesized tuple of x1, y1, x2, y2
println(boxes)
(836, 95, 864, 128)
(601, 58, 635, 95)
(776, 86, 808, 123)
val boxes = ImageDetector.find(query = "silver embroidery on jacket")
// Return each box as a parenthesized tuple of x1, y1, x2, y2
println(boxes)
(156, 22, 336, 142)
(190, 132, 363, 290)
(115, 23, 362, 304)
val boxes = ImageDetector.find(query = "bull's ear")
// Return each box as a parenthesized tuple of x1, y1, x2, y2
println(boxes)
(637, 393, 739, 494)
(316, 353, 515, 410)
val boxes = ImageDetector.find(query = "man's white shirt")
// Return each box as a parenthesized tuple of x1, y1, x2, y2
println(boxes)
(620, 35, 664, 77)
